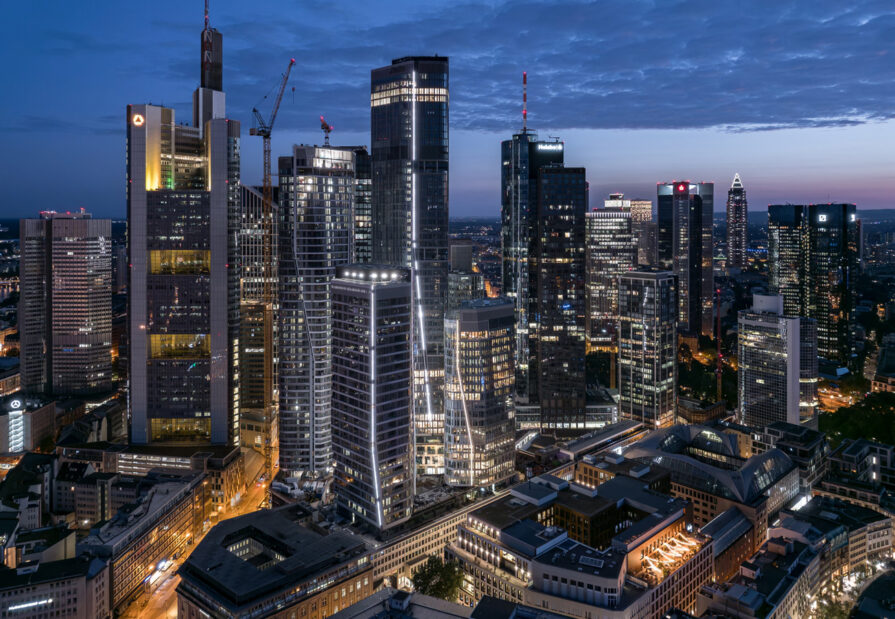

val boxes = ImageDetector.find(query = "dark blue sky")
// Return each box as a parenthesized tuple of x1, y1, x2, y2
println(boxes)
(3, 0, 895, 219)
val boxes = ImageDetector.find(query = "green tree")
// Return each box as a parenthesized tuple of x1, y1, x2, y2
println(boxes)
(411, 556, 464, 602)
(819, 392, 895, 447)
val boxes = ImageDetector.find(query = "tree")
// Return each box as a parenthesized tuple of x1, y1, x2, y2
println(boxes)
(819, 392, 895, 447)
(411, 556, 464, 602)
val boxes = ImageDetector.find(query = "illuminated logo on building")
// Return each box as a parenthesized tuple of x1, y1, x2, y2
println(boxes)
(819, 214, 828, 222)
(8, 399, 22, 410)
(677, 184, 687, 192)
(537, 143, 563, 151)
(132, 114, 145, 127)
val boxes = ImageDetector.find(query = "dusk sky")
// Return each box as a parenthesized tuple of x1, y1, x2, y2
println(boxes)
(3, 0, 895, 219)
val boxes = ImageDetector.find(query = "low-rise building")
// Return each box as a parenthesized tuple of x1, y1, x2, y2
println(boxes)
(816, 438, 895, 518)
(0, 556, 110, 619)
(331, 588, 473, 619)
(700, 507, 755, 583)
(751, 422, 827, 492)
(177, 504, 373, 618)
(0, 393, 55, 454)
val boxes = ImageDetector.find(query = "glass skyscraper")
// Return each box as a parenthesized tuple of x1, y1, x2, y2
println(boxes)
(371, 56, 449, 475)
(768, 204, 807, 317)
(352, 146, 373, 264)
(726, 174, 748, 269)
(657, 182, 714, 337)
(444, 298, 515, 488)
(277, 145, 354, 476)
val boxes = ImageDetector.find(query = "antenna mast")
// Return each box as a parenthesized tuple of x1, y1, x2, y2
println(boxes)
(522, 71, 528, 131)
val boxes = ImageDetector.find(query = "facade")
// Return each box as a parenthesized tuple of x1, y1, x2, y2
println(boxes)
(751, 422, 827, 493)
(20, 210, 112, 396)
(529, 166, 587, 431)
(352, 146, 373, 263)
(738, 295, 818, 428)
(446, 245, 485, 313)
(126, 13, 240, 445)
(277, 145, 354, 476)
(657, 182, 714, 336)
(0, 556, 110, 619)
(767, 204, 806, 317)
(237, 184, 278, 473)
(331, 265, 413, 532)
(444, 299, 515, 488)
(177, 505, 373, 619)
(0, 393, 55, 454)
(500, 133, 564, 403)
(371, 56, 450, 475)
(585, 207, 636, 352)
(726, 174, 748, 269)
(617, 270, 677, 428)
(603, 194, 652, 266)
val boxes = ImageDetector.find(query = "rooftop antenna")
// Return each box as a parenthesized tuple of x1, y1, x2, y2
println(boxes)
(320, 115, 333, 146)
(204, 0, 209, 30)
(522, 71, 528, 131)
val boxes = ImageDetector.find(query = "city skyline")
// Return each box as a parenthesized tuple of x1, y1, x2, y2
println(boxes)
(5, 1, 895, 218)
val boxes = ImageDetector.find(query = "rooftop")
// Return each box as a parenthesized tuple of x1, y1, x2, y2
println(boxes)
(331, 587, 472, 619)
(0, 556, 106, 590)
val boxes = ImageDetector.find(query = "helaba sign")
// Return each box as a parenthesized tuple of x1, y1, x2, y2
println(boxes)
(537, 143, 563, 151)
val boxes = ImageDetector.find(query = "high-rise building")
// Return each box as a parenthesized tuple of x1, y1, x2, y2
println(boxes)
(767, 204, 807, 317)
(352, 146, 372, 264)
(603, 193, 653, 268)
(277, 145, 354, 476)
(501, 134, 564, 402)
(332, 265, 413, 531)
(127, 10, 240, 445)
(446, 245, 485, 313)
(371, 56, 449, 475)
(657, 182, 714, 336)
(726, 173, 748, 269)
(529, 165, 587, 430)
(444, 298, 515, 488)
(767, 203, 858, 368)
(617, 270, 677, 428)
(738, 295, 818, 428)
(20, 210, 112, 396)
(585, 207, 636, 352)
(237, 184, 278, 469)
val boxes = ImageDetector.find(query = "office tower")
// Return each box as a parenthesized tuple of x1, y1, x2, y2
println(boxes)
(726, 173, 748, 269)
(657, 182, 714, 336)
(799, 320, 819, 424)
(113, 244, 128, 293)
(352, 146, 372, 263)
(127, 10, 239, 445)
(278, 145, 354, 476)
(529, 166, 587, 430)
(332, 265, 412, 531)
(604, 193, 653, 267)
(806, 204, 858, 367)
(767, 205, 807, 317)
(20, 210, 112, 396)
(617, 270, 677, 428)
(446, 245, 485, 313)
(444, 298, 515, 488)
(371, 56, 449, 475)
(501, 133, 564, 402)
(767, 203, 857, 367)
(738, 295, 818, 428)
(585, 207, 636, 352)
(238, 184, 278, 467)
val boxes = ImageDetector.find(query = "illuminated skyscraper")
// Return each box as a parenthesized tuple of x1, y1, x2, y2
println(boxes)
(500, 134, 563, 402)
(604, 193, 653, 267)
(371, 56, 449, 474)
(657, 182, 714, 336)
(278, 145, 354, 476)
(738, 295, 817, 427)
(332, 265, 413, 531)
(446, 245, 485, 313)
(767, 204, 806, 317)
(352, 146, 373, 264)
(726, 173, 748, 269)
(444, 298, 515, 488)
(126, 10, 240, 445)
(20, 210, 112, 396)
(585, 207, 636, 352)
(530, 165, 587, 430)
(618, 270, 677, 428)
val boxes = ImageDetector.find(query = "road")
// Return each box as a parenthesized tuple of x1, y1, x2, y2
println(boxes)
(121, 475, 269, 618)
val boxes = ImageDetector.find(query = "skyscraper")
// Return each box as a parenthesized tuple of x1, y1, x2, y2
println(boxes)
(278, 145, 354, 476)
(444, 298, 515, 488)
(585, 207, 636, 352)
(657, 182, 714, 336)
(332, 265, 413, 531)
(238, 184, 278, 469)
(446, 245, 485, 313)
(500, 133, 563, 402)
(767, 203, 858, 368)
(604, 193, 653, 267)
(126, 10, 240, 445)
(738, 295, 818, 428)
(352, 146, 372, 264)
(726, 174, 748, 269)
(530, 165, 587, 431)
(371, 56, 449, 475)
(617, 270, 677, 428)
(767, 204, 807, 317)
(20, 210, 112, 396)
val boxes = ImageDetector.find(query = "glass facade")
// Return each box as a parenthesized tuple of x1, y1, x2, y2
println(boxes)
(352, 147, 373, 264)
(444, 299, 515, 488)
(726, 174, 748, 269)
(767, 204, 807, 317)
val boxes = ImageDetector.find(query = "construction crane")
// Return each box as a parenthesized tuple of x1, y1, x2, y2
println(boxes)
(320, 115, 333, 145)
(249, 57, 294, 506)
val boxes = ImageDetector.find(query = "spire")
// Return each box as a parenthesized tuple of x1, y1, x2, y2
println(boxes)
(200, 0, 223, 92)
(731, 173, 743, 190)
(522, 71, 528, 131)
(204, 0, 209, 30)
